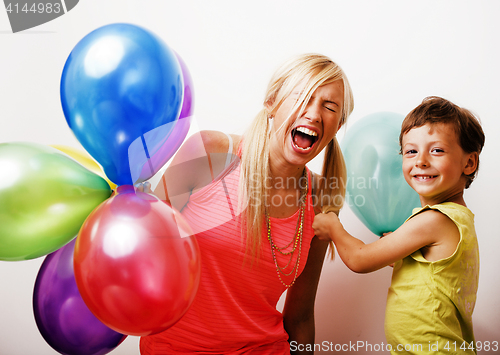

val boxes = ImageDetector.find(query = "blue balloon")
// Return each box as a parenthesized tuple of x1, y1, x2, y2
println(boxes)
(61, 23, 183, 186)
(341, 112, 421, 236)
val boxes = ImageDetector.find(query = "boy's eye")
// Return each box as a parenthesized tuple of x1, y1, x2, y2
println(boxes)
(404, 149, 417, 155)
(432, 148, 445, 153)
(325, 105, 336, 113)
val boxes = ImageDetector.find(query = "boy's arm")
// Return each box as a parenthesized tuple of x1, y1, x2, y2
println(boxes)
(312, 210, 459, 273)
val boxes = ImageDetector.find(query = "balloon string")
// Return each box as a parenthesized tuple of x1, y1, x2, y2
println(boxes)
(140, 135, 155, 178)
(161, 175, 168, 202)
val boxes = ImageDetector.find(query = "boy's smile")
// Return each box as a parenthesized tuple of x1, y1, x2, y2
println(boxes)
(401, 123, 478, 206)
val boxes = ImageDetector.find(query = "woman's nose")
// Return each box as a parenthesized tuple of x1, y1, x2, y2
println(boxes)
(304, 101, 322, 122)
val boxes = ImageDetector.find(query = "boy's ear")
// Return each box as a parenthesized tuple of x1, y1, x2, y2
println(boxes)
(463, 152, 479, 175)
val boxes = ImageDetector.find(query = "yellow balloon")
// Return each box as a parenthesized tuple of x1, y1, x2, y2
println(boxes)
(51, 145, 117, 190)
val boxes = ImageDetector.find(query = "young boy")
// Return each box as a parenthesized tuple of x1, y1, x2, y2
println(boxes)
(313, 96, 485, 354)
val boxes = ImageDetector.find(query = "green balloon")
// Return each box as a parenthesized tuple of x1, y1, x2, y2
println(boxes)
(341, 112, 421, 236)
(0, 142, 112, 261)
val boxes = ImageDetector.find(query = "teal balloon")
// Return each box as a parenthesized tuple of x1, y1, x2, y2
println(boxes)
(341, 112, 420, 236)
(0, 142, 112, 261)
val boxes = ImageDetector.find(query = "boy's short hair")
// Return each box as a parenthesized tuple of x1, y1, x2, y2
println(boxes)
(399, 96, 485, 188)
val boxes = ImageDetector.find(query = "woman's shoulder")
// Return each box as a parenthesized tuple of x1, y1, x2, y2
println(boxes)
(174, 130, 241, 159)
(191, 130, 242, 155)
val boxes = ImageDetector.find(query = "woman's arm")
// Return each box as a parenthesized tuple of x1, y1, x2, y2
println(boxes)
(153, 130, 239, 211)
(283, 236, 329, 354)
(312, 209, 460, 273)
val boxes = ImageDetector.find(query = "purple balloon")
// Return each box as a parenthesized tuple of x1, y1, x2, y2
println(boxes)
(135, 52, 194, 182)
(33, 239, 126, 355)
(176, 53, 195, 122)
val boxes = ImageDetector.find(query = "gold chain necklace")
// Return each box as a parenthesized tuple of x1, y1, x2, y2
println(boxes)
(266, 169, 307, 288)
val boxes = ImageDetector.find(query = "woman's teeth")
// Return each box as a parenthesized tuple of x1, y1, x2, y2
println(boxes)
(291, 127, 318, 151)
(296, 127, 317, 137)
(294, 143, 312, 151)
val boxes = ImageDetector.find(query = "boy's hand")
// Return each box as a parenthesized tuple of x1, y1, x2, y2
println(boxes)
(312, 212, 341, 241)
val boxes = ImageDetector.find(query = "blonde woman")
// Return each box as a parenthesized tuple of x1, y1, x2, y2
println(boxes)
(140, 53, 354, 354)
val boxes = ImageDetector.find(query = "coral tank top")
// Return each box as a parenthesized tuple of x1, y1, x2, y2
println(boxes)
(140, 155, 315, 354)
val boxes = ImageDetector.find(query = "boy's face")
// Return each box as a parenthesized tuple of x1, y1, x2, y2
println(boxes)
(401, 123, 477, 206)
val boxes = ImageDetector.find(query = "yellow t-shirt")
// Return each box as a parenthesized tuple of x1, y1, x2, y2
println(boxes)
(385, 202, 479, 354)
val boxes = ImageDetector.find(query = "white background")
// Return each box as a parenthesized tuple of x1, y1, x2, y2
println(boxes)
(1, 1, 499, 354)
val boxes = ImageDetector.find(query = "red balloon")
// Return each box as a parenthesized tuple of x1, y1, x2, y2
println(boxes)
(74, 185, 200, 336)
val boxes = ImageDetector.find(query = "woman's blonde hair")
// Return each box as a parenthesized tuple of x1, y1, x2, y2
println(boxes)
(239, 53, 354, 259)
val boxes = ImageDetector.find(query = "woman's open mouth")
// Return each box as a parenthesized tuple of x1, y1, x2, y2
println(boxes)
(291, 126, 319, 152)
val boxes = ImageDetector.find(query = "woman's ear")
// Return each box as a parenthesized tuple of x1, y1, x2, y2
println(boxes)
(265, 100, 275, 116)
(463, 151, 479, 175)
(337, 121, 343, 133)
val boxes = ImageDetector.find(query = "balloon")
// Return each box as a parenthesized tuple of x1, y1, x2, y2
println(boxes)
(0, 142, 111, 261)
(133, 52, 194, 183)
(51, 145, 117, 190)
(341, 112, 421, 236)
(74, 185, 201, 336)
(60, 23, 184, 186)
(34, 239, 126, 355)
